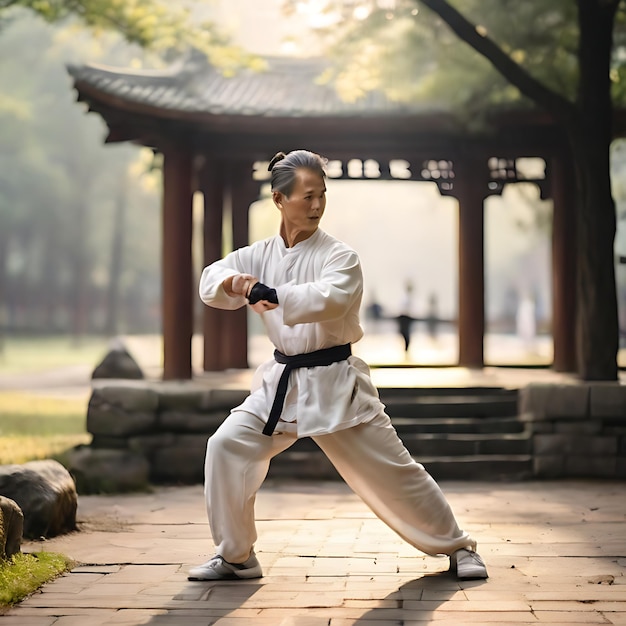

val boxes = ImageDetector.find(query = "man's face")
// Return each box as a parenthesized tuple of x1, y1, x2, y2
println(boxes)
(275, 168, 326, 239)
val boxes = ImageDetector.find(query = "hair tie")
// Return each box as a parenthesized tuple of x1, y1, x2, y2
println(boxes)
(268, 152, 287, 172)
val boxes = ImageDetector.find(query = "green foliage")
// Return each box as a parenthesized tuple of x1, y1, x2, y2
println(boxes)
(1, 0, 258, 74)
(0, 551, 73, 607)
(293, 0, 626, 114)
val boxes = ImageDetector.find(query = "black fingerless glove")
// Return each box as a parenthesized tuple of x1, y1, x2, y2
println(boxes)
(247, 282, 279, 305)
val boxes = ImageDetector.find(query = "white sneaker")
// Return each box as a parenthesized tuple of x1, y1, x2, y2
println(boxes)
(450, 548, 488, 579)
(188, 551, 263, 581)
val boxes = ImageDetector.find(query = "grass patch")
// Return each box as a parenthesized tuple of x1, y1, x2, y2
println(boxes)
(0, 335, 110, 375)
(0, 552, 74, 608)
(0, 392, 90, 464)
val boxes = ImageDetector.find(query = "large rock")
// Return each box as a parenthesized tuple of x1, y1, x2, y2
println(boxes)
(0, 496, 23, 559)
(0, 460, 77, 539)
(92, 339, 144, 379)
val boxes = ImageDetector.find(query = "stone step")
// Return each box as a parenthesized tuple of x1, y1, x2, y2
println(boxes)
(400, 432, 532, 457)
(381, 396, 519, 419)
(418, 455, 533, 481)
(266, 450, 533, 481)
(282, 429, 531, 456)
(377, 386, 518, 398)
(378, 386, 519, 420)
(391, 415, 525, 434)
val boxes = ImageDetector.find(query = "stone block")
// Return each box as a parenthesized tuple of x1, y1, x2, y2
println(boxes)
(159, 410, 227, 433)
(519, 383, 589, 420)
(533, 455, 565, 478)
(66, 447, 150, 494)
(150, 446, 206, 483)
(128, 433, 177, 454)
(519, 384, 552, 418)
(589, 382, 626, 418)
(87, 406, 155, 437)
(534, 433, 616, 456)
(555, 420, 602, 435)
(564, 455, 617, 477)
(90, 435, 129, 449)
(526, 421, 554, 434)
(87, 384, 159, 437)
(545, 384, 590, 418)
(157, 382, 212, 411)
(90, 382, 159, 411)
(200, 388, 248, 411)
(534, 434, 569, 455)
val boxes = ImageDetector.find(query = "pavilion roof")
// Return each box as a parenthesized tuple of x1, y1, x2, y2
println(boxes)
(67, 53, 437, 119)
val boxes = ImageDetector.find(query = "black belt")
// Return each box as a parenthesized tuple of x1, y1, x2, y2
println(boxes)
(263, 343, 352, 436)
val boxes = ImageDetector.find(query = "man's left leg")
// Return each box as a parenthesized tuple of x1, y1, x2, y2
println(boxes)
(314, 411, 487, 579)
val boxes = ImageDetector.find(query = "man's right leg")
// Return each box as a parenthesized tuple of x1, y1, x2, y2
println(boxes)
(191, 411, 295, 578)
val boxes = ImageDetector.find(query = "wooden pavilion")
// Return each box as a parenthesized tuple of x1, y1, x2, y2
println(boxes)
(67, 53, 577, 379)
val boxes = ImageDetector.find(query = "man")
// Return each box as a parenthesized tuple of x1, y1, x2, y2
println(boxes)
(189, 149, 488, 581)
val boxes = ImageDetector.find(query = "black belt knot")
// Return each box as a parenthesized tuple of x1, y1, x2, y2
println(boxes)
(263, 343, 352, 436)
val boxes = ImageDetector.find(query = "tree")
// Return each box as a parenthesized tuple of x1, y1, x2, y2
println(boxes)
(0, 13, 165, 344)
(0, 1, 257, 350)
(300, 0, 624, 380)
(0, 0, 257, 74)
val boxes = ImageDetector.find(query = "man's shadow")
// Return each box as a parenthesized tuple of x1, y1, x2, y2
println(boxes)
(146, 579, 264, 625)
(352, 570, 488, 624)
(141, 568, 487, 624)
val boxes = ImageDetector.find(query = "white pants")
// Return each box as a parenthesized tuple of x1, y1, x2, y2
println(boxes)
(203, 410, 476, 564)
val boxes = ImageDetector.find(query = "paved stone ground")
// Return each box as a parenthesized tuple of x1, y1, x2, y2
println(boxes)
(4, 479, 626, 625)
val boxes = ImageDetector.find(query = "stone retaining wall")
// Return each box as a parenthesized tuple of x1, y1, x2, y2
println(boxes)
(80, 381, 247, 487)
(72, 380, 626, 491)
(519, 382, 626, 478)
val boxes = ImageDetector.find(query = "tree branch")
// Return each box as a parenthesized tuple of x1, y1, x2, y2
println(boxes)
(418, 0, 577, 123)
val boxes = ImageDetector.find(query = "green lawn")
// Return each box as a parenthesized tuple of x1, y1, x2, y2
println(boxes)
(0, 392, 90, 464)
(0, 336, 102, 610)
(0, 335, 110, 375)
(0, 552, 74, 608)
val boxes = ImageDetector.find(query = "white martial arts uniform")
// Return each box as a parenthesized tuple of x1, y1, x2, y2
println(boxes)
(199, 228, 476, 564)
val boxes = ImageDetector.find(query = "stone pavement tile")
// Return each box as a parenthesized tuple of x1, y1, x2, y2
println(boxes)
(0, 618, 57, 626)
(404, 599, 532, 612)
(420, 614, 535, 623)
(527, 588, 626, 601)
(532, 611, 612, 622)
(531, 600, 626, 612)
(100, 609, 166, 625)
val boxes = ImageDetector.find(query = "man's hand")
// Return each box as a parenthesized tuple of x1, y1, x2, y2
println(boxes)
(224, 274, 257, 297)
(247, 282, 279, 314)
(250, 300, 279, 314)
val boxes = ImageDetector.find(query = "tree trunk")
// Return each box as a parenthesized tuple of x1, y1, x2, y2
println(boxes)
(568, 0, 620, 380)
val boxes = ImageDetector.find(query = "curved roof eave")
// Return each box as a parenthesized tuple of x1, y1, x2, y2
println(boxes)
(67, 55, 453, 130)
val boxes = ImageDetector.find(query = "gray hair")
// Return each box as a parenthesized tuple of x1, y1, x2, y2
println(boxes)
(268, 150, 327, 197)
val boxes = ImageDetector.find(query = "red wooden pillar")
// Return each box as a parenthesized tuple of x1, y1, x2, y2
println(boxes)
(162, 146, 194, 380)
(454, 157, 486, 368)
(551, 152, 577, 372)
(199, 159, 226, 371)
(220, 160, 258, 369)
